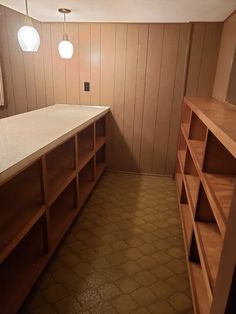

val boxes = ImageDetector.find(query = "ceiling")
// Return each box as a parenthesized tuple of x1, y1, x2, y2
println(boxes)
(1, 0, 236, 22)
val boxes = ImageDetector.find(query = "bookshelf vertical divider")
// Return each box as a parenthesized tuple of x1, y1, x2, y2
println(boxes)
(175, 96, 236, 314)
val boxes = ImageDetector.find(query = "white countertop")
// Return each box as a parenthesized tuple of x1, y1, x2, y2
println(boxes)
(0, 104, 110, 184)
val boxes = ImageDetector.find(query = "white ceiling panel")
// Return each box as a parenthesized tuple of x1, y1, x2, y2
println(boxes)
(0, 0, 236, 22)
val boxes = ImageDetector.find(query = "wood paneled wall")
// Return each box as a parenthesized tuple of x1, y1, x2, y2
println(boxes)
(213, 11, 236, 101)
(185, 22, 222, 97)
(0, 5, 223, 175)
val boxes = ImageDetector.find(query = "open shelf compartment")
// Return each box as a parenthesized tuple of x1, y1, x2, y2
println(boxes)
(96, 144, 106, 179)
(95, 116, 106, 151)
(203, 131, 236, 225)
(188, 112, 207, 169)
(78, 124, 95, 171)
(181, 101, 192, 137)
(194, 183, 223, 291)
(0, 160, 45, 263)
(0, 219, 46, 314)
(49, 179, 78, 246)
(175, 159, 182, 197)
(179, 184, 193, 252)
(46, 137, 76, 205)
(188, 233, 211, 314)
(79, 157, 95, 208)
(184, 148, 200, 214)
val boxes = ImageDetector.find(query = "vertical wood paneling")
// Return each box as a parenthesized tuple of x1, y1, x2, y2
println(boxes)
(90, 24, 101, 105)
(197, 23, 222, 96)
(186, 22, 223, 97)
(213, 12, 236, 101)
(79, 23, 91, 105)
(100, 24, 116, 169)
(6, 8, 27, 114)
(122, 24, 139, 171)
(132, 24, 149, 171)
(165, 23, 191, 174)
(0, 5, 223, 175)
(41, 23, 54, 106)
(51, 23, 66, 103)
(139, 24, 164, 173)
(185, 23, 206, 96)
(66, 23, 80, 104)
(152, 24, 180, 174)
(0, 6, 15, 118)
(112, 24, 127, 170)
(23, 52, 37, 112)
(33, 20, 46, 108)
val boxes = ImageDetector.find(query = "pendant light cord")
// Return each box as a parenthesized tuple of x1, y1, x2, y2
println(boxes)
(64, 13, 66, 35)
(25, 0, 29, 16)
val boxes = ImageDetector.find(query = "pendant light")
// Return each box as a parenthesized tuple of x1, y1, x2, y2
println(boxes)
(18, 0, 40, 52)
(58, 8, 74, 59)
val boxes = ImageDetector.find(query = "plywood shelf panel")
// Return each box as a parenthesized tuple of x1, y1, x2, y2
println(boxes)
(189, 262, 211, 314)
(178, 97, 236, 313)
(188, 140, 205, 168)
(96, 137, 106, 152)
(178, 151, 185, 173)
(184, 174, 200, 211)
(180, 204, 192, 251)
(204, 174, 236, 223)
(0, 221, 47, 314)
(0, 205, 45, 264)
(50, 180, 78, 246)
(48, 170, 77, 206)
(78, 150, 95, 171)
(195, 222, 223, 291)
(175, 173, 182, 196)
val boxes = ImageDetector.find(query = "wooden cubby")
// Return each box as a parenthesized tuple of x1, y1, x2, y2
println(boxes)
(79, 157, 95, 208)
(96, 144, 106, 179)
(0, 219, 46, 314)
(176, 96, 236, 314)
(95, 116, 106, 151)
(0, 112, 108, 313)
(189, 233, 211, 314)
(50, 179, 78, 246)
(78, 124, 95, 171)
(184, 148, 200, 214)
(0, 160, 44, 263)
(46, 137, 76, 205)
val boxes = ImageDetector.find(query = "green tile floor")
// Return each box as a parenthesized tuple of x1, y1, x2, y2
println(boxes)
(21, 172, 193, 314)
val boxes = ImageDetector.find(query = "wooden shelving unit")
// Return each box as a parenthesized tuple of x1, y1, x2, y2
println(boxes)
(176, 96, 236, 314)
(0, 113, 108, 314)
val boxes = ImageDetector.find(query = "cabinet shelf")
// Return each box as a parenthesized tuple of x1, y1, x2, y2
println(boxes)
(184, 175, 200, 212)
(0, 205, 45, 264)
(50, 180, 78, 246)
(0, 220, 47, 314)
(180, 204, 192, 251)
(0, 161, 44, 264)
(46, 138, 76, 204)
(188, 140, 205, 168)
(176, 97, 236, 313)
(78, 124, 95, 171)
(195, 222, 222, 291)
(178, 151, 186, 171)
(204, 174, 236, 224)
(79, 158, 95, 208)
(189, 262, 211, 314)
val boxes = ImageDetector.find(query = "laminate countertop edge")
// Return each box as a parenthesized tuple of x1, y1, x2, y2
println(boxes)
(0, 104, 110, 185)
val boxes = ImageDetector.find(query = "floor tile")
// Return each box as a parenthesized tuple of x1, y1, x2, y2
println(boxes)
(21, 172, 192, 313)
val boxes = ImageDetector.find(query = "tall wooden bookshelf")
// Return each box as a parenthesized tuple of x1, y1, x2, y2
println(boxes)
(175, 97, 236, 314)
(0, 113, 108, 314)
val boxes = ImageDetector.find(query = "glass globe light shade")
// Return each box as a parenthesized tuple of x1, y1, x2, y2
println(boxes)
(58, 40, 74, 59)
(18, 25, 40, 52)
